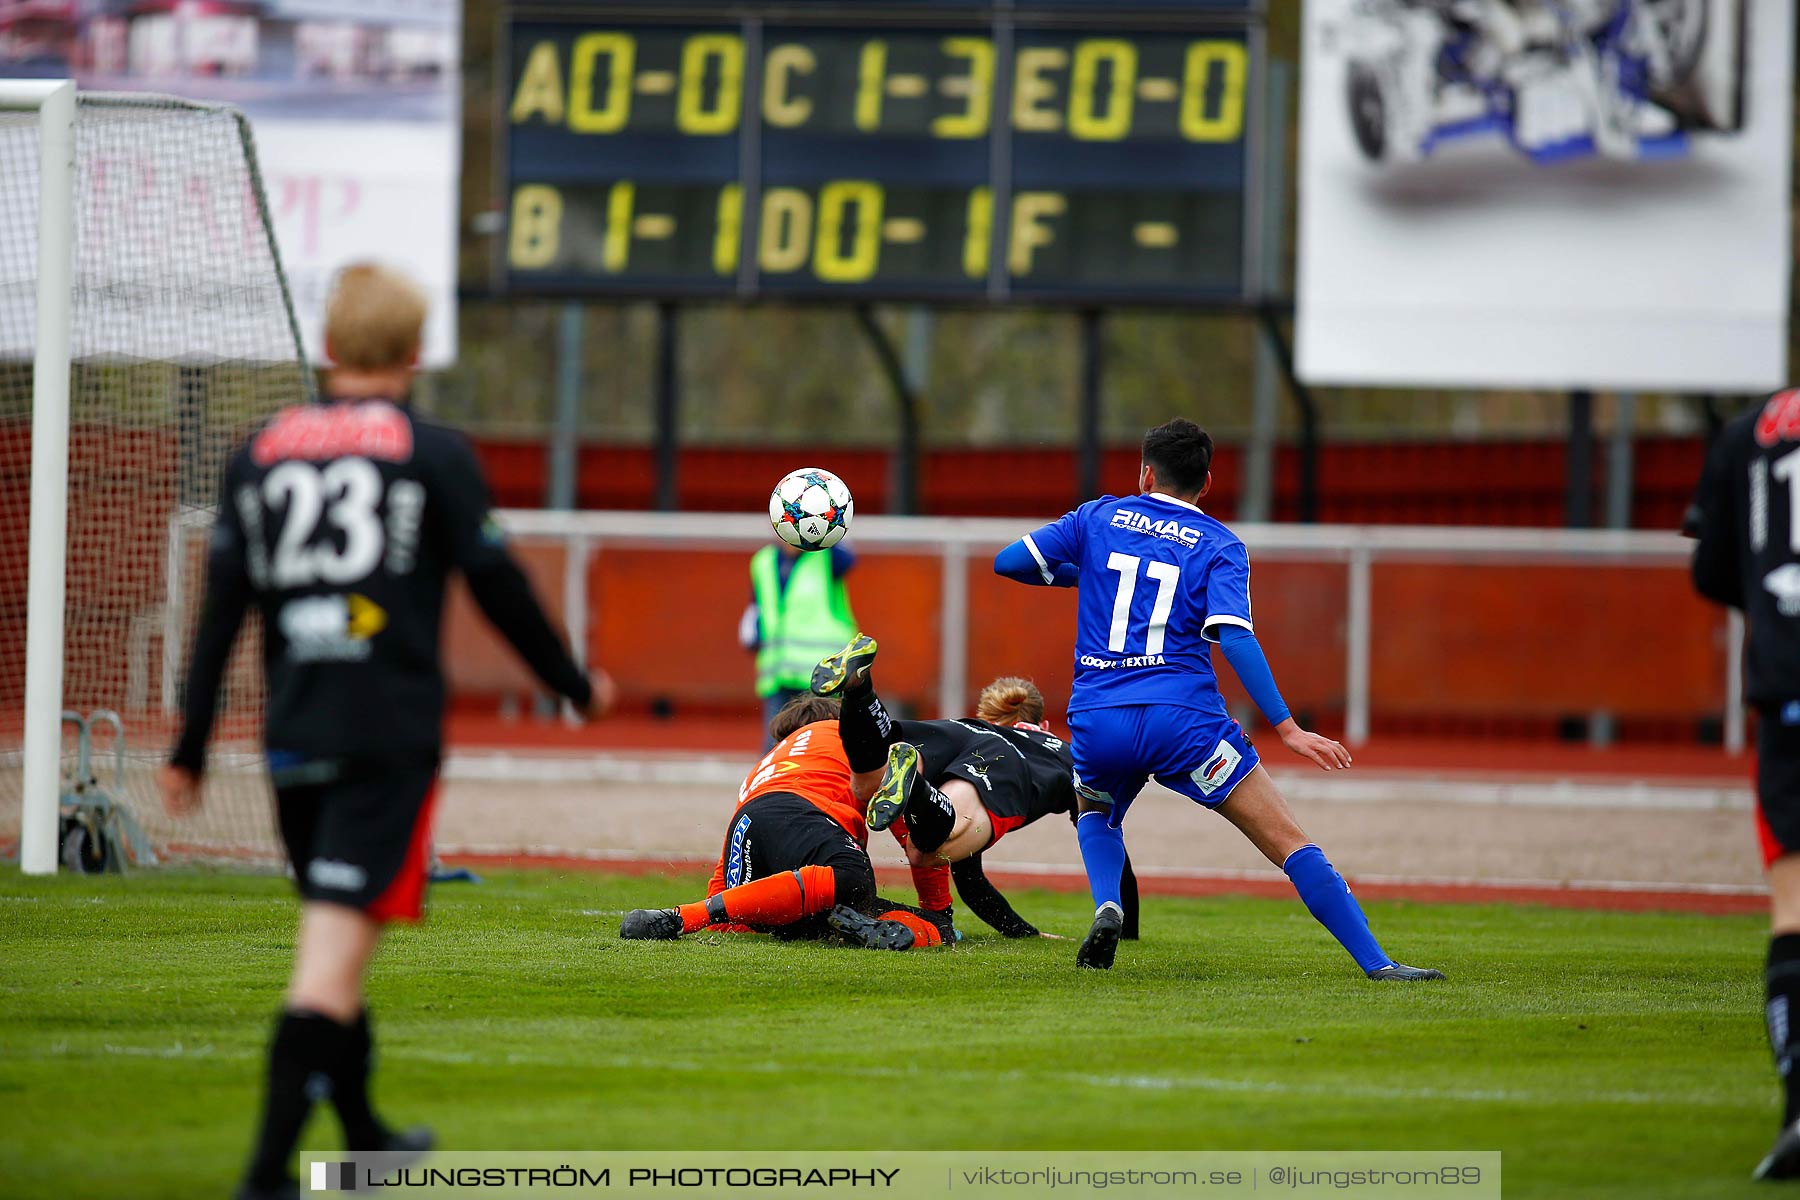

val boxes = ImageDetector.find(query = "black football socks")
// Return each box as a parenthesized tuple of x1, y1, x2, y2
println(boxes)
(1767, 935, 1800, 1126)
(246, 1007, 395, 1187)
(246, 1010, 332, 1188)
(837, 674, 895, 775)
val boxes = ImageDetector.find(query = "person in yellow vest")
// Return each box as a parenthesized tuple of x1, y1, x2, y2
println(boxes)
(740, 542, 857, 749)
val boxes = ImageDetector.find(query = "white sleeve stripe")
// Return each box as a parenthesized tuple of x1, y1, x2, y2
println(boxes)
(1200, 614, 1254, 643)
(1022, 535, 1055, 584)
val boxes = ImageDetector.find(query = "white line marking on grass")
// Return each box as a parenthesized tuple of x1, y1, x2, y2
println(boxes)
(97, 1042, 217, 1059)
(383, 1049, 1754, 1112)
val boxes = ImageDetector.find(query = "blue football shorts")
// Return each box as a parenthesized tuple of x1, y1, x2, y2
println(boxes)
(1066, 705, 1260, 828)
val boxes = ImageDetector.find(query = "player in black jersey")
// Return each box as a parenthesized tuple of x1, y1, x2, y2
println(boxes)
(158, 264, 607, 1200)
(1689, 388, 1800, 1181)
(812, 635, 1138, 939)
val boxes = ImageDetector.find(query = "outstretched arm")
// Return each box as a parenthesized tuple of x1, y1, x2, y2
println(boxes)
(1217, 625, 1348, 770)
(995, 509, 1084, 587)
(994, 539, 1079, 587)
(952, 853, 1042, 937)
(436, 432, 604, 714)
(1216, 625, 1291, 727)
(166, 469, 254, 799)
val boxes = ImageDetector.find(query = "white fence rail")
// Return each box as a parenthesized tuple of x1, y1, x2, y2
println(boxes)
(486, 510, 1739, 753)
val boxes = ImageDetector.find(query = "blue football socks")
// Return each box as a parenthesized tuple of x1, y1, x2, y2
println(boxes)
(1283, 843, 1392, 973)
(1076, 811, 1128, 914)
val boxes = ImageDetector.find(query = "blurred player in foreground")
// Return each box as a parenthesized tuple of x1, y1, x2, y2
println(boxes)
(1688, 388, 1800, 1180)
(813, 636, 1139, 939)
(619, 693, 954, 949)
(159, 264, 608, 1200)
(995, 418, 1442, 981)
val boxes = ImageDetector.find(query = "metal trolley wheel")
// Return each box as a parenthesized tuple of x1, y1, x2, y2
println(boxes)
(60, 816, 110, 875)
(1347, 62, 1390, 161)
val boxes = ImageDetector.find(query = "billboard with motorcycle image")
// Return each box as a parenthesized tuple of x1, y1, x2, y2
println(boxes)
(1297, 0, 1792, 392)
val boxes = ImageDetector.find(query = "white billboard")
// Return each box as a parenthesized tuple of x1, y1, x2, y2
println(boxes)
(1296, 0, 1792, 392)
(1, 0, 461, 367)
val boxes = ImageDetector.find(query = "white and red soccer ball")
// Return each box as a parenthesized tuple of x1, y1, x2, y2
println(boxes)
(769, 467, 853, 551)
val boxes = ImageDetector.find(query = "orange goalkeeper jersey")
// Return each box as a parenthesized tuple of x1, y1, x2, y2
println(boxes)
(736, 720, 867, 844)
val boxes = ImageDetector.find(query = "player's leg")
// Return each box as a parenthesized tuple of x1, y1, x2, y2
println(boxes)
(820, 842, 943, 950)
(1211, 766, 1442, 981)
(865, 745, 992, 859)
(1752, 718, 1800, 1180)
(1066, 708, 1149, 969)
(816, 633, 897, 806)
(242, 770, 436, 1197)
(1757, 854, 1800, 1179)
(619, 794, 919, 947)
(622, 795, 844, 938)
(927, 781, 996, 863)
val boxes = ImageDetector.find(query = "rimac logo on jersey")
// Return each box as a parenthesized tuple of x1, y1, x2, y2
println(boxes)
(1110, 509, 1201, 547)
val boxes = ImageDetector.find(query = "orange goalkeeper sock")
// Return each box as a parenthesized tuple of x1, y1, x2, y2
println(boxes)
(679, 866, 838, 932)
(878, 910, 943, 948)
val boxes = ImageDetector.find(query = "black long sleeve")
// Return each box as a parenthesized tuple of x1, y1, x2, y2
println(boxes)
(952, 854, 1039, 938)
(1690, 430, 1744, 609)
(463, 558, 592, 709)
(434, 430, 590, 710)
(170, 480, 254, 772)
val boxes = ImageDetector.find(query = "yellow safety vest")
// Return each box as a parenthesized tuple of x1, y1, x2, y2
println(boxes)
(751, 545, 857, 697)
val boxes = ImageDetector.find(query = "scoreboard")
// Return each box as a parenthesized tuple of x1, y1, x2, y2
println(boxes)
(501, 2, 1264, 304)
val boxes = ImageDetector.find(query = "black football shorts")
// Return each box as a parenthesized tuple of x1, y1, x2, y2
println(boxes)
(274, 760, 440, 922)
(719, 791, 876, 929)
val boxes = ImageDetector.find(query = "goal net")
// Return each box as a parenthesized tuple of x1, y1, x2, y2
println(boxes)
(0, 91, 308, 868)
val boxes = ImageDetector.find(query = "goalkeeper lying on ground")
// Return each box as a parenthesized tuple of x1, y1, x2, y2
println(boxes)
(815, 635, 1139, 939)
(619, 692, 956, 950)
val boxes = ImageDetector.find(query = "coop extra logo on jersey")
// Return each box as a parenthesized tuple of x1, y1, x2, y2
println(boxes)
(1110, 508, 1201, 547)
(278, 594, 388, 662)
(252, 402, 413, 466)
(1079, 653, 1168, 670)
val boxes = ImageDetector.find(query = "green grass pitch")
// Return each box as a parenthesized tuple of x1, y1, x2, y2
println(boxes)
(0, 867, 1779, 1198)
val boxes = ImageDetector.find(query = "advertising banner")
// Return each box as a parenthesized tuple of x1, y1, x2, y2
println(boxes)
(1297, 0, 1791, 392)
(1, 0, 460, 366)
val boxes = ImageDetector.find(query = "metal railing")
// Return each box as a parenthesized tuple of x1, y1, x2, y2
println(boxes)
(491, 510, 1740, 752)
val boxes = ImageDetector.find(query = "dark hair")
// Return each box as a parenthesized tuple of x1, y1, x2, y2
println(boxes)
(770, 694, 841, 742)
(1141, 418, 1214, 495)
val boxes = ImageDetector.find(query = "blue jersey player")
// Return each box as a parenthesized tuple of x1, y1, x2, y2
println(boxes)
(995, 419, 1443, 981)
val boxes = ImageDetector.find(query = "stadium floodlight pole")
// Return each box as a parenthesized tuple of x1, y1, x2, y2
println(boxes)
(4, 78, 76, 875)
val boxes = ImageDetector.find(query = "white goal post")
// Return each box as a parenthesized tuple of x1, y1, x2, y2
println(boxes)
(1, 82, 311, 875)
(6, 80, 76, 877)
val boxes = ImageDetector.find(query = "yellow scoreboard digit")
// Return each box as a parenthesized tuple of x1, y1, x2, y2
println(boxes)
(502, 10, 1259, 302)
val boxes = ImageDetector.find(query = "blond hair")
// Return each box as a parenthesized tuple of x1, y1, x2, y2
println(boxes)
(324, 262, 428, 371)
(976, 676, 1044, 727)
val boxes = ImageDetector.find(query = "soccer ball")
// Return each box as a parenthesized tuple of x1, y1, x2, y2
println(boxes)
(769, 467, 853, 551)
